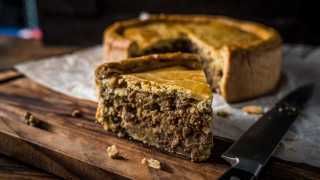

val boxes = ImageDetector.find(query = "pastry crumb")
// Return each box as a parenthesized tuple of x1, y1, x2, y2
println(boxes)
(24, 112, 41, 127)
(242, 105, 263, 115)
(216, 111, 230, 118)
(141, 158, 161, 169)
(141, 158, 147, 164)
(71, 109, 82, 117)
(106, 145, 120, 159)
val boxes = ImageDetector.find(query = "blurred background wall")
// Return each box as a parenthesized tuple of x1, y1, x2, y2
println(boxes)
(0, 0, 317, 46)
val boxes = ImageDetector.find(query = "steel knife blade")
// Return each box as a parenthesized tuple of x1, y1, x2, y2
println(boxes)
(218, 84, 314, 180)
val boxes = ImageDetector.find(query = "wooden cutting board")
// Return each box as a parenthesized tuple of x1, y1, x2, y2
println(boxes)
(0, 69, 319, 180)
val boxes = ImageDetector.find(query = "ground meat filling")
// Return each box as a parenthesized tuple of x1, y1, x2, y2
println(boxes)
(98, 76, 213, 161)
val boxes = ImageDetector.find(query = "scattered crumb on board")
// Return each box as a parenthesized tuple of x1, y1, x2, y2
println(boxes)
(141, 158, 161, 169)
(24, 112, 41, 127)
(141, 158, 147, 164)
(241, 105, 263, 115)
(106, 145, 120, 159)
(71, 109, 82, 117)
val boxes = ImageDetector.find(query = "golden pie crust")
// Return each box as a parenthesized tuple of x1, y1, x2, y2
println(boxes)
(103, 15, 282, 102)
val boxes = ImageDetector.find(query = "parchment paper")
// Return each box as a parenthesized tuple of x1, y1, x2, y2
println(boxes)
(15, 45, 320, 168)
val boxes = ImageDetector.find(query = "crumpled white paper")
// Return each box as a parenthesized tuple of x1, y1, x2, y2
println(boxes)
(16, 45, 320, 168)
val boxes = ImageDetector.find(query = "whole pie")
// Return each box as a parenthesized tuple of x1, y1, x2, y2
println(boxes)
(96, 53, 213, 161)
(103, 15, 282, 102)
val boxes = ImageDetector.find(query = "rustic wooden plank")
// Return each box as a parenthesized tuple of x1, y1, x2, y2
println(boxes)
(0, 69, 20, 80)
(0, 128, 126, 180)
(0, 76, 319, 179)
(0, 153, 58, 180)
(0, 69, 24, 84)
(0, 171, 56, 180)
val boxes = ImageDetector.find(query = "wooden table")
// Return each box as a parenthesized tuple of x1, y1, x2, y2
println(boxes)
(0, 36, 320, 179)
(0, 36, 78, 179)
(0, 153, 58, 180)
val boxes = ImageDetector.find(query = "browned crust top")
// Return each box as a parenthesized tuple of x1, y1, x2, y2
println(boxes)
(96, 52, 202, 82)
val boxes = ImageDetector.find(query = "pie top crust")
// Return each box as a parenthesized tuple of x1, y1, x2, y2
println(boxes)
(95, 53, 211, 100)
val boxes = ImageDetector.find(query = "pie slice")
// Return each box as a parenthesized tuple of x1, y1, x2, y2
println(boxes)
(104, 15, 283, 102)
(95, 53, 213, 161)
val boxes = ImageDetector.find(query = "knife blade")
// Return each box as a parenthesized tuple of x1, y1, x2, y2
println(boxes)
(219, 84, 314, 180)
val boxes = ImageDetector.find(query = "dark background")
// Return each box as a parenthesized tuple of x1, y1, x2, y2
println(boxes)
(0, 0, 318, 46)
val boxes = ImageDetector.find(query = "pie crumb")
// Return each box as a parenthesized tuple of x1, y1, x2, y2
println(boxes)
(242, 105, 263, 115)
(141, 158, 147, 164)
(24, 112, 41, 127)
(71, 109, 82, 117)
(106, 145, 120, 159)
(141, 158, 161, 169)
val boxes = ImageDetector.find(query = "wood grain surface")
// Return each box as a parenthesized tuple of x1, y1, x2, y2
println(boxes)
(0, 70, 319, 180)
(0, 153, 59, 180)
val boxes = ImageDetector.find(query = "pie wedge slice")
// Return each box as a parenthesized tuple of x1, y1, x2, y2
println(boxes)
(95, 53, 213, 161)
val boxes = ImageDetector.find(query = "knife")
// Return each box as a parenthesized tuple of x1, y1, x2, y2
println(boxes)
(219, 84, 314, 180)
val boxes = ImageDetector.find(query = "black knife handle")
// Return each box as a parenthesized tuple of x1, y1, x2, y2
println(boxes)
(218, 168, 256, 180)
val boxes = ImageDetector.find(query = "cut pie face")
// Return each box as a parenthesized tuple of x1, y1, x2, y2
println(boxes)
(104, 15, 283, 102)
(95, 53, 213, 161)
